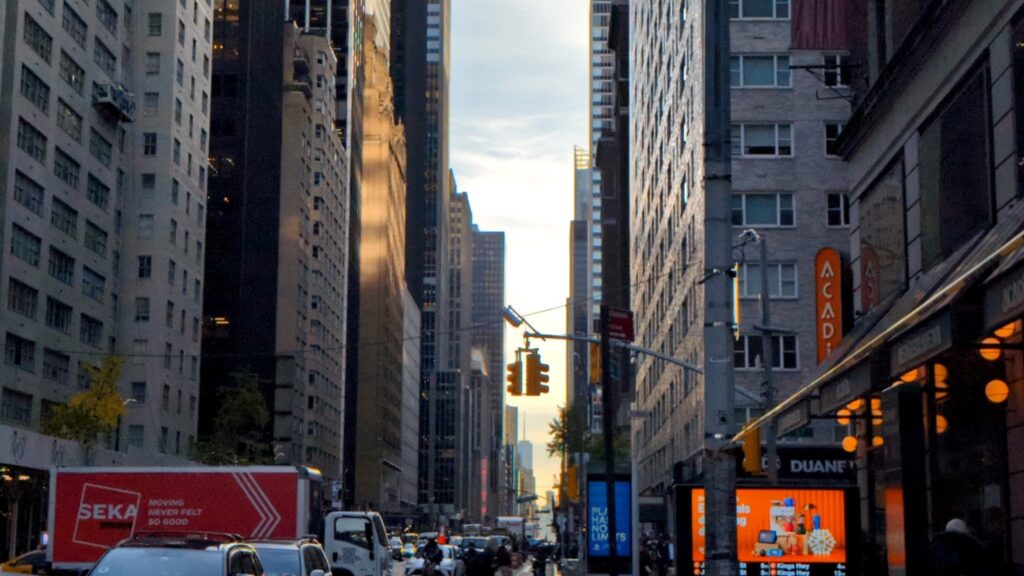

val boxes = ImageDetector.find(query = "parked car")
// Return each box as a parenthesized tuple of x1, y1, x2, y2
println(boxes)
(89, 532, 263, 576)
(457, 538, 488, 553)
(404, 545, 464, 576)
(1, 550, 49, 574)
(251, 538, 330, 576)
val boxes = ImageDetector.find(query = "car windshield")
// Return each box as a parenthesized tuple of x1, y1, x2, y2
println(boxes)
(334, 517, 373, 550)
(253, 548, 301, 576)
(91, 548, 223, 576)
(461, 538, 488, 550)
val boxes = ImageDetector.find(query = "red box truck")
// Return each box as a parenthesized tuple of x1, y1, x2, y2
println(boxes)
(47, 466, 323, 570)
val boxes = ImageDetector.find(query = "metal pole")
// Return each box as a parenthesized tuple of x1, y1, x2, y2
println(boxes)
(702, 0, 738, 574)
(599, 305, 619, 576)
(758, 237, 779, 484)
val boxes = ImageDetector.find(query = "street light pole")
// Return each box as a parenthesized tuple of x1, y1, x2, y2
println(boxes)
(758, 236, 779, 484)
(702, 0, 738, 574)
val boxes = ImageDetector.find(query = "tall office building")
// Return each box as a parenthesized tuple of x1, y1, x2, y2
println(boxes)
(0, 0, 211, 455)
(567, 147, 594, 428)
(400, 287, 422, 516)
(504, 405, 519, 515)
(391, 0, 454, 519)
(630, 1, 853, 496)
(202, 4, 349, 477)
(446, 188, 473, 518)
(470, 227, 506, 520)
(353, 7, 407, 513)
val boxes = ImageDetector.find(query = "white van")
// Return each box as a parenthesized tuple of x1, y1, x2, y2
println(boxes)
(324, 511, 392, 576)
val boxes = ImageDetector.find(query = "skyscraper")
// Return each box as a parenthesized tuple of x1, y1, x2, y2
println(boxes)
(391, 0, 455, 519)
(0, 0, 211, 456)
(202, 3, 349, 477)
(353, 6, 408, 513)
(630, 0, 853, 496)
(471, 227, 506, 520)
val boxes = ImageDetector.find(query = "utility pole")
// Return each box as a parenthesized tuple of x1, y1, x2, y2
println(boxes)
(702, 0, 738, 575)
(758, 236, 779, 484)
(599, 304, 619, 576)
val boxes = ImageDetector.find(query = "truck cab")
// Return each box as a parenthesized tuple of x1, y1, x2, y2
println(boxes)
(323, 511, 391, 576)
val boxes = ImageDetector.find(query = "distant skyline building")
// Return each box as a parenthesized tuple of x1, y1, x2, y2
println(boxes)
(471, 227, 506, 520)
(401, 287, 421, 516)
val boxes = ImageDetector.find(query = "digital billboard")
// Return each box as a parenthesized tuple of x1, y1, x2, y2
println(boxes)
(587, 480, 631, 557)
(676, 486, 859, 576)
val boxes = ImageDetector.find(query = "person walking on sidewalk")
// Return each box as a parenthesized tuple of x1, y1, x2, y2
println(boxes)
(495, 543, 513, 576)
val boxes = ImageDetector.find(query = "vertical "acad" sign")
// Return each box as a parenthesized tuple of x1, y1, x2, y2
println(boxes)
(816, 248, 843, 363)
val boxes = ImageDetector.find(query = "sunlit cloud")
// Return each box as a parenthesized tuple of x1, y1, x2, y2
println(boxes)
(451, 0, 589, 500)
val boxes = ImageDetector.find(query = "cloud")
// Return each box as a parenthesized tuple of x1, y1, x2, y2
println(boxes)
(451, 0, 589, 500)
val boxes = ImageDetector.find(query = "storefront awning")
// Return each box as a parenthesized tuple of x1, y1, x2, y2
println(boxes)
(735, 202, 1024, 443)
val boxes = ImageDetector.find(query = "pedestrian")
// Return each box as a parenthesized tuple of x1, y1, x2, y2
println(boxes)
(930, 518, 985, 576)
(495, 543, 513, 576)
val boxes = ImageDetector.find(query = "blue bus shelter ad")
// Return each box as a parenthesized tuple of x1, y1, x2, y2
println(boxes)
(587, 478, 632, 574)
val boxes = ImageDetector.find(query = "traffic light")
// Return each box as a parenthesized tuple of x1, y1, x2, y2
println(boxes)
(525, 350, 550, 396)
(506, 356, 523, 396)
(589, 343, 601, 384)
(566, 465, 579, 502)
(740, 425, 763, 475)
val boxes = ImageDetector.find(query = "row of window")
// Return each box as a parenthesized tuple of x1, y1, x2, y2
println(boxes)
(730, 191, 850, 227)
(731, 122, 850, 157)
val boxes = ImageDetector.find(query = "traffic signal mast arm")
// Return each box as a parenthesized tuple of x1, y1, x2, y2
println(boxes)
(522, 331, 705, 375)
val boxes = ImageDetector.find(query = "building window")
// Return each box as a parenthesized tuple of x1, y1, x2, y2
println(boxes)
(87, 175, 111, 211)
(79, 315, 103, 347)
(54, 147, 81, 189)
(135, 297, 150, 322)
(61, 4, 87, 48)
(138, 256, 152, 278)
(81, 267, 105, 301)
(1, 388, 33, 424)
(39, 0, 56, 15)
(731, 193, 795, 226)
(162, 384, 170, 411)
(131, 382, 147, 404)
(137, 214, 154, 238)
(159, 426, 168, 452)
(45, 297, 73, 334)
(165, 301, 174, 328)
(823, 54, 852, 87)
(142, 173, 156, 191)
(827, 192, 850, 227)
(20, 66, 50, 114)
(168, 260, 176, 286)
(48, 248, 75, 285)
(143, 133, 157, 155)
(170, 219, 178, 245)
(97, 0, 118, 34)
(43, 349, 71, 385)
(89, 130, 113, 167)
(7, 279, 39, 319)
(93, 40, 116, 77)
(739, 262, 798, 298)
(59, 52, 85, 95)
(176, 59, 184, 85)
(17, 118, 47, 164)
(84, 221, 108, 257)
(10, 225, 41, 267)
(24, 14, 53, 62)
(919, 66, 991, 270)
(5, 333, 36, 373)
(164, 343, 172, 369)
(734, 334, 799, 370)
(14, 172, 44, 216)
(730, 55, 790, 88)
(149, 13, 163, 36)
(729, 0, 790, 19)
(128, 425, 144, 448)
(50, 198, 78, 238)
(146, 52, 161, 76)
(56, 100, 83, 142)
(732, 124, 793, 156)
(825, 123, 844, 156)
(173, 139, 181, 165)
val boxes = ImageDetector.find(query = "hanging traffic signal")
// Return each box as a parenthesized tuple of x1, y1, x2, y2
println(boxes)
(525, 350, 550, 396)
(740, 425, 763, 475)
(506, 356, 523, 396)
(589, 343, 601, 384)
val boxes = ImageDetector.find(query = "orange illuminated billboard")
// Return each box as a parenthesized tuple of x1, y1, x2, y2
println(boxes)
(676, 486, 859, 575)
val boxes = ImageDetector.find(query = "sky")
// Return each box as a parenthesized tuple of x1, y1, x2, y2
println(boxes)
(449, 0, 590, 505)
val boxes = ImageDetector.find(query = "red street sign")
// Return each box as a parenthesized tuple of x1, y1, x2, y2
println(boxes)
(605, 307, 635, 342)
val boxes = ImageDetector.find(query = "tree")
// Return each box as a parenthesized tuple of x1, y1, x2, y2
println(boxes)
(44, 356, 125, 446)
(192, 373, 272, 465)
(547, 404, 589, 458)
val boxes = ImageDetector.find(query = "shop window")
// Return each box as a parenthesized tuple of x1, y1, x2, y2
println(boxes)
(1, 388, 32, 424)
(918, 66, 992, 270)
(859, 158, 906, 311)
